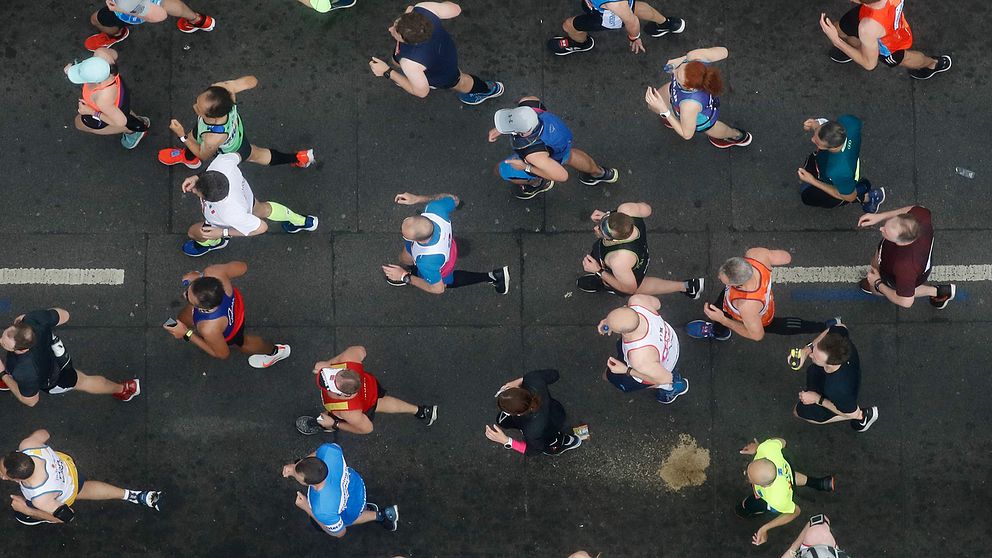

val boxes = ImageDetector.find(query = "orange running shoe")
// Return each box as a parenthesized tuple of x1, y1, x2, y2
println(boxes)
(158, 148, 202, 169)
(292, 149, 315, 168)
(84, 27, 129, 51)
(177, 14, 216, 33)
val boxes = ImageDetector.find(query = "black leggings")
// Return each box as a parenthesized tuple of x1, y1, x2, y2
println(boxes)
(800, 152, 867, 209)
(712, 290, 826, 337)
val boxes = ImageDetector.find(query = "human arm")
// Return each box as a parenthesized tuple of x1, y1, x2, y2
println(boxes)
(382, 264, 447, 294)
(18, 429, 51, 450)
(616, 202, 651, 218)
(485, 424, 527, 454)
(416, 1, 461, 19)
(371, 57, 431, 99)
(394, 192, 460, 207)
(643, 85, 698, 140)
(596, 252, 640, 295)
(2, 373, 41, 407)
(10, 494, 65, 524)
(800, 392, 860, 419)
(703, 300, 765, 341)
(328, 409, 374, 435)
(602, 1, 644, 53)
(797, 169, 858, 202)
(172, 121, 224, 162)
(681, 46, 729, 63)
(607, 353, 673, 386)
(865, 266, 916, 308)
(517, 150, 569, 182)
(204, 261, 248, 280)
(746, 246, 792, 267)
(165, 318, 232, 359)
(754, 505, 801, 545)
(198, 221, 268, 239)
(781, 520, 811, 558)
(213, 75, 258, 95)
(294, 491, 346, 538)
(85, 95, 128, 127)
(819, 13, 882, 70)
(857, 205, 918, 228)
(314, 346, 367, 370)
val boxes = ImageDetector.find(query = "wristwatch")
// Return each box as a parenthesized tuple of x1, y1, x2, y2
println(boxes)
(222, 228, 231, 240)
(383, 68, 393, 79)
(402, 273, 411, 285)
(660, 110, 671, 118)
(503, 439, 513, 449)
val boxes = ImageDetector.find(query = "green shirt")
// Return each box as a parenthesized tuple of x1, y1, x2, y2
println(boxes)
(196, 104, 244, 154)
(814, 114, 862, 196)
(752, 439, 795, 513)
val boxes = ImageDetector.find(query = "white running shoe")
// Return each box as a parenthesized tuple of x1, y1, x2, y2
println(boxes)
(248, 344, 291, 369)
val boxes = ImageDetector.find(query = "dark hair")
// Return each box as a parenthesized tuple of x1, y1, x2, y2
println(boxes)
(604, 212, 634, 240)
(200, 86, 235, 118)
(334, 370, 362, 396)
(295, 457, 329, 485)
(497, 387, 541, 416)
(395, 12, 432, 44)
(196, 171, 230, 203)
(8, 323, 36, 350)
(817, 331, 852, 365)
(190, 277, 225, 310)
(817, 121, 847, 149)
(682, 61, 723, 96)
(893, 214, 922, 243)
(2, 452, 35, 480)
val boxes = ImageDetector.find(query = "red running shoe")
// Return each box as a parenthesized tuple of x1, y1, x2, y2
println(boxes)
(177, 14, 216, 33)
(85, 27, 130, 51)
(292, 149, 315, 168)
(709, 131, 753, 149)
(158, 148, 202, 169)
(114, 379, 141, 402)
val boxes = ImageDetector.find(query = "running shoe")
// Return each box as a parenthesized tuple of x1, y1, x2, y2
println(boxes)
(282, 215, 319, 234)
(643, 16, 685, 37)
(113, 379, 141, 402)
(578, 168, 619, 186)
(296, 415, 327, 435)
(576, 273, 605, 293)
(546, 435, 582, 455)
(158, 148, 202, 169)
(828, 47, 852, 63)
(292, 149, 315, 168)
(177, 14, 216, 33)
(380, 505, 399, 531)
(908, 55, 952, 80)
(14, 512, 52, 525)
(121, 117, 150, 150)
(416, 405, 438, 426)
(514, 179, 554, 199)
(929, 284, 956, 309)
(85, 27, 129, 51)
(182, 239, 229, 257)
(709, 131, 753, 149)
(858, 277, 873, 294)
(852, 406, 879, 432)
(490, 266, 510, 295)
(126, 490, 162, 510)
(248, 344, 291, 369)
(0, 377, 9, 391)
(787, 348, 805, 371)
(326, 0, 357, 10)
(548, 36, 595, 56)
(685, 320, 731, 340)
(656, 375, 689, 404)
(458, 81, 504, 106)
(683, 278, 704, 300)
(861, 186, 885, 214)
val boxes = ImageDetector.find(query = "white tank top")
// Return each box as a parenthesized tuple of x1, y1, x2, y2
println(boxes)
(19, 446, 79, 505)
(409, 213, 452, 262)
(621, 305, 680, 385)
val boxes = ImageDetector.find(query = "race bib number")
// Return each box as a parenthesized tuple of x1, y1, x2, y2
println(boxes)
(601, 9, 624, 29)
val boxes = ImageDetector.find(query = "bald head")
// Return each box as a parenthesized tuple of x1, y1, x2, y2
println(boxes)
(747, 458, 777, 486)
(401, 215, 434, 242)
(606, 307, 640, 335)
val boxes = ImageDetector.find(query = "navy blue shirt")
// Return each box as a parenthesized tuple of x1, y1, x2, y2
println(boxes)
(395, 7, 460, 88)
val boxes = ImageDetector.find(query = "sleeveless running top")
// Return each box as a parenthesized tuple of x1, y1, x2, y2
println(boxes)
(723, 257, 775, 327)
(394, 7, 460, 88)
(594, 216, 649, 276)
(196, 104, 245, 154)
(511, 109, 574, 164)
(192, 287, 245, 342)
(81, 74, 122, 113)
(114, 0, 162, 24)
(19, 446, 80, 506)
(318, 362, 381, 414)
(860, 0, 912, 56)
(410, 213, 456, 278)
(621, 305, 680, 385)
(670, 76, 719, 130)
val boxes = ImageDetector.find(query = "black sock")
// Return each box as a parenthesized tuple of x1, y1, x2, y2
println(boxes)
(183, 148, 198, 161)
(449, 270, 493, 288)
(468, 75, 490, 94)
(268, 149, 296, 166)
(124, 114, 148, 133)
(415, 406, 428, 419)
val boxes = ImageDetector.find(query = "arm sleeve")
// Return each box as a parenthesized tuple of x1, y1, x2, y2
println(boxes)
(424, 197, 456, 219)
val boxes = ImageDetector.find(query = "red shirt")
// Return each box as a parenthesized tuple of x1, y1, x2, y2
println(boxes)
(317, 361, 380, 415)
(878, 206, 934, 297)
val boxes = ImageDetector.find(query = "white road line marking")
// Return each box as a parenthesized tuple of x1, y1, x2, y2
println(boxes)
(0, 268, 125, 285)
(773, 265, 992, 284)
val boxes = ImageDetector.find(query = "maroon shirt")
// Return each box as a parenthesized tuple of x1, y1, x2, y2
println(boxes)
(877, 206, 934, 297)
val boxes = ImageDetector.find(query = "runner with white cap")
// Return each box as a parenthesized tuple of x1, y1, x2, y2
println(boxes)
(64, 48, 149, 149)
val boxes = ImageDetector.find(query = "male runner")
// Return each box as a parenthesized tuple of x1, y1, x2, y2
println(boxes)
(368, 2, 504, 105)
(283, 443, 398, 536)
(819, 1, 951, 80)
(798, 116, 885, 213)
(548, 0, 684, 55)
(738, 438, 835, 546)
(488, 96, 619, 200)
(180, 153, 318, 257)
(782, 514, 852, 558)
(382, 192, 509, 295)
(597, 295, 689, 404)
(686, 248, 835, 342)
(158, 76, 314, 170)
(577, 202, 703, 297)
(295, 0, 356, 12)
(1, 308, 139, 407)
(857, 205, 955, 309)
(86, 0, 215, 51)
(163, 261, 291, 368)
(295, 345, 437, 435)
(1, 429, 160, 525)
(64, 48, 149, 149)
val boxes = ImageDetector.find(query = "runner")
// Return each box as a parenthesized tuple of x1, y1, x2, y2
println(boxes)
(158, 76, 314, 170)
(686, 248, 836, 342)
(484, 369, 583, 457)
(179, 153, 317, 257)
(577, 202, 704, 296)
(382, 192, 509, 295)
(0, 308, 140, 407)
(368, 2, 504, 105)
(1, 429, 160, 525)
(548, 0, 684, 55)
(782, 514, 852, 558)
(86, 0, 215, 51)
(738, 438, 835, 546)
(857, 205, 956, 308)
(798, 115, 885, 213)
(64, 48, 149, 150)
(282, 443, 398, 537)
(295, 345, 437, 435)
(488, 96, 619, 200)
(597, 294, 689, 405)
(294, 0, 356, 13)
(163, 261, 292, 368)
(644, 47, 752, 149)
(819, 1, 951, 80)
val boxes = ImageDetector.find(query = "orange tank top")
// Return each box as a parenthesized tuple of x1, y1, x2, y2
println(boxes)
(81, 75, 122, 112)
(723, 257, 775, 327)
(860, 0, 913, 54)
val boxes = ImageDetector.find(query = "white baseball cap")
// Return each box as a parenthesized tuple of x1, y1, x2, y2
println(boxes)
(494, 106, 539, 135)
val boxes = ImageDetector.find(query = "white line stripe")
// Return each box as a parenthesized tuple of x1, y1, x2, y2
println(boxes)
(0, 268, 125, 285)
(773, 265, 992, 284)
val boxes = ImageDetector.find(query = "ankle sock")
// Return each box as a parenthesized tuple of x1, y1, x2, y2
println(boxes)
(468, 75, 489, 94)
(197, 238, 222, 247)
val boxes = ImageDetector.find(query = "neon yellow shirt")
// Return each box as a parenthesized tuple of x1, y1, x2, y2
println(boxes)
(752, 439, 795, 513)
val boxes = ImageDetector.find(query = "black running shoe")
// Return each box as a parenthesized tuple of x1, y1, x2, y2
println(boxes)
(829, 46, 852, 63)
(909, 55, 952, 80)
(578, 167, 619, 186)
(644, 16, 685, 37)
(809, 475, 835, 492)
(683, 277, 704, 299)
(929, 284, 956, 309)
(553, 434, 583, 455)
(490, 266, 510, 295)
(381, 505, 399, 531)
(296, 415, 326, 435)
(14, 512, 51, 525)
(576, 273, 605, 293)
(852, 406, 878, 432)
(514, 179, 554, 200)
(548, 36, 594, 55)
(416, 405, 438, 426)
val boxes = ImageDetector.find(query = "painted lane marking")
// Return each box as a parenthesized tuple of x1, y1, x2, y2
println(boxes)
(773, 265, 992, 284)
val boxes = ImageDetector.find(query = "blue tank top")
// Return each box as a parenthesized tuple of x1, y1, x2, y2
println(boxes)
(669, 79, 720, 129)
(395, 7, 460, 88)
(511, 110, 574, 163)
(192, 288, 240, 340)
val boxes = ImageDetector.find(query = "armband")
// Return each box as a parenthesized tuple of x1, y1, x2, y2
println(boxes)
(808, 513, 828, 526)
(179, 134, 187, 144)
(53, 504, 76, 523)
(873, 279, 884, 292)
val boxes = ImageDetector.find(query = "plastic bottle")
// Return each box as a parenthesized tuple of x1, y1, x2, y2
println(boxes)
(955, 167, 975, 179)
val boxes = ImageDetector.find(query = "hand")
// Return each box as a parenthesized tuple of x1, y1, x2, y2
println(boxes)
(664, 55, 685, 69)
(503, 158, 527, 170)
(199, 225, 223, 240)
(629, 37, 645, 54)
(281, 463, 296, 478)
(181, 176, 199, 193)
(802, 118, 820, 131)
(752, 526, 768, 546)
(495, 378, 522, 396)
(819, 13, 839, 42)
(181, 271, 201, 284)
(857, 213, 882, 228)
(312, 360, 332, 374)
(9, 495, 30, 513)
(169, 119, 186, 138)
(702, 303, 724, 323)
(294, 491, 309, 511)
(163, 320, 189, 339)
(487, 128, 502, 143)
(582, 255, 602, 274)
(798, 390, 821, 405)
(739, 438, 759, 455)
(589, 209, 606, 223)
(77, 100, 96, 116)
(596, 318, 611, 335)
(797, 168, 814, 184)
(866, 266, 881, 288)
(484, 424, 510, 445)
(63, 62, 73, 75)
(369, 57, 390, 77)
(644, 86, 670, 114)
(606, 356, 628, 375)
(106, 0, 120, 11)
(381, 264, 410, 282)
(394, 192, 422, 205)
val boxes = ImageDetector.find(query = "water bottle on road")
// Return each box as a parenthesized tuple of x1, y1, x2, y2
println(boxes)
(955, 167, 975, 179)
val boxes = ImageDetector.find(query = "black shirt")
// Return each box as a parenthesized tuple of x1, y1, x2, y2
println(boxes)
(497, 369, 567, 456)
(804, 327, 861, 414)
(3, 309, 60, 398)
(592, 216, 649, 281)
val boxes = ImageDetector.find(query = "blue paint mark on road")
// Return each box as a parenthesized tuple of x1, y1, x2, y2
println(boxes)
(0, 299, 10, 312)
(789, 288, 969, 302)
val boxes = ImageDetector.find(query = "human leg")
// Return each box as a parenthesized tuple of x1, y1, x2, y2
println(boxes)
(566, 148, 604, 176)
(76, 480, 126, 501)
(239, 335, 275, 355)
(162, 0, 199, 21)
(899, 50, 937, 71)
(73, 370, 124, 395)
(636, 277, 691, 295)
(801, 185, 848, 208)
(375, 395, 419, 415)
(562, 16, 590, 43)
(257, 200, 310, 228)
(632, 1, 666, 24)
(704, 121, 746, 141)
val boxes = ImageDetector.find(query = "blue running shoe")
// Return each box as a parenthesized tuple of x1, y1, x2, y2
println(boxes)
(685, 320, 731, 340)
(282, 215, 319, 234)
(458, 80, 504, 106)
(656, 375, 689, 405)
(182, 239, 228, 257)
(861, 187, 885, 214)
